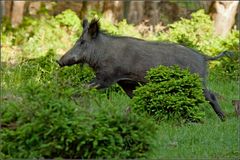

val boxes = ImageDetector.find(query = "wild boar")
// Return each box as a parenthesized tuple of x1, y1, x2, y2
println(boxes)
(57, 19, 231, 121)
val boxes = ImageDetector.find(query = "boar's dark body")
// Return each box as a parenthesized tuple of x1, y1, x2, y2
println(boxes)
(58, 19, 230, 121)
(90, 34, 207, 82)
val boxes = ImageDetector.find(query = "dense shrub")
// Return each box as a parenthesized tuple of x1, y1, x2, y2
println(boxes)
(212, 30, 239, 79)
(158, 10, 219, 55)
(132, 65, 206, 123)
(1, 84, 156, 159)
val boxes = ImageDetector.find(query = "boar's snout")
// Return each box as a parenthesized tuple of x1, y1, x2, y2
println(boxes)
(56, 60, 64, 67)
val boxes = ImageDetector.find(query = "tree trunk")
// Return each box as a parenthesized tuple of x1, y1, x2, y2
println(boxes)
(113, 1, 124, 21)
(144, 1, 160, 26)
(87, 1, 102, 13)
(127, 1, 144, 24)
(11, 1, 26, 28)
(1, 1, 5, 17)
(103, 0, 123, 23)
(103, 0, 114, 22)
(209, 1, 239, 38)
(3, 0, 13, 18)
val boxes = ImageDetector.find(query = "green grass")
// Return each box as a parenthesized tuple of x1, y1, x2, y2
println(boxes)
(208, 73, 239, 115)
(148, 117, 239, 159)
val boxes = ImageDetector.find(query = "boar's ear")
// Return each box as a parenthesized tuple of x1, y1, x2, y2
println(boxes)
(82, 18, 88, 29)
(88, 18, 100, 39)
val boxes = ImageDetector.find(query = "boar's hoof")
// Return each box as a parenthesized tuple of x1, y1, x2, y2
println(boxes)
(56, 60, 64, 67)
(87, 82, 101, 89)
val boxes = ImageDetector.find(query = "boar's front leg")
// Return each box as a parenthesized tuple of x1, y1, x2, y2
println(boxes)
(87, 71, 116, 89)
(88, 77, 113, 89)
(88, 79, 100, 88)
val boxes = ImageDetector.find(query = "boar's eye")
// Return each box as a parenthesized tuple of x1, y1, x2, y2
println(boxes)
(80, 40, 85, 45)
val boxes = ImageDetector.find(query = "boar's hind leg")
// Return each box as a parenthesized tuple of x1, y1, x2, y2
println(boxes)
(117, 80, 139, 98)
(204, 88, 225, 121)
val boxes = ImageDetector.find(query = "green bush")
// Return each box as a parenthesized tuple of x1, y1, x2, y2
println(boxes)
(158, 10, 221, 55)
(132, 65, 206, 123)
(1, 85, 156, 159)
(212, 30, 240, 79)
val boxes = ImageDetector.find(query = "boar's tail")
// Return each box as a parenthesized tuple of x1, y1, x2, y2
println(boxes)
(206, 51, 234, 61)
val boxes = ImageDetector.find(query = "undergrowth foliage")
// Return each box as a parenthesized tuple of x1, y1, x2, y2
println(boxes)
(1, 50, 157, 159)
(132, 65, 206, 123)
(1, 93, 156, 158)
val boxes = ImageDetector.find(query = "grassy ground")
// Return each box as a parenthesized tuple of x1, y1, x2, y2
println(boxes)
(149, 117, 238, 159)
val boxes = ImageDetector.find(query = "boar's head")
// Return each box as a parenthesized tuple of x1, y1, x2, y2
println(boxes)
(57, 18, 100, 67)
